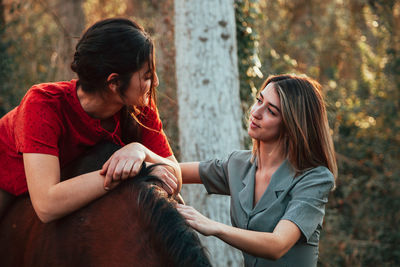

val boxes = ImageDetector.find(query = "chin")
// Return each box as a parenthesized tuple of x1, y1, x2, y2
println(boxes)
(247, 129, 258, 140)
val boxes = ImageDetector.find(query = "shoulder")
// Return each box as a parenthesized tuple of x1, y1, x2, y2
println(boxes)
(224, 150, 253, 171)
(295, 165, 335, 190)
(24, 80, 76, 103)
(227, 150, 252, 162)
(303, 166, 334, 182)
(199, 150, 252, 170)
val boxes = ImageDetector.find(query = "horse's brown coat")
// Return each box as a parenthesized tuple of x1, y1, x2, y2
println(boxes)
(0, 142, 211, 267)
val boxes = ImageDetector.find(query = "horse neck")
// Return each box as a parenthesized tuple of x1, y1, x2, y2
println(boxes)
(124, 182, 211, 266)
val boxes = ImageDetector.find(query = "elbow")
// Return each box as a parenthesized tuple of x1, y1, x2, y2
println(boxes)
(262, 249, 285, 261)
(33, 202, 58, 223)
(270, 250, 285, 261)
(36, 211, 55, 223)
(263, 240, 290, 261)
(37, 214, 53, 224)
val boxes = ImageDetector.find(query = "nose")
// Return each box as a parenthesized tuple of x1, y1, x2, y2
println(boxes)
(251, 104, 262, 120)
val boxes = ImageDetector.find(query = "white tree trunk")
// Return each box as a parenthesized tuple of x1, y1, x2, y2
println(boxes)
(175, 1, 244, 266)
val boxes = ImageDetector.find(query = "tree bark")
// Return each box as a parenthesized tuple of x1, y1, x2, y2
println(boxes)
(175, 0, 244, 266)
(49, 0, 85, 80)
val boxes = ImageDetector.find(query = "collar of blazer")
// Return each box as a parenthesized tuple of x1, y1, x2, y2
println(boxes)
(239, 158, 295, 216)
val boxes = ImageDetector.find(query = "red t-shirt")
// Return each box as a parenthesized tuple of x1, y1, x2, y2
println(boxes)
(0, 80, 172, 196)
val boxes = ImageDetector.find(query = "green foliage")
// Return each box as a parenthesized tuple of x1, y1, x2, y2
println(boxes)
(248, 0, 400, 265)
(1, 1, 63, 113)
(234, 0, 263, 148)
(2, 1, 399, 265)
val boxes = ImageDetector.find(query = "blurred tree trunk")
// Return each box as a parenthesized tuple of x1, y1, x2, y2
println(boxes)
(175, 0, 243, 266)
(0, 0, 6, 115)
(0, 0, 4, 26)
(44, 0, 85, 80)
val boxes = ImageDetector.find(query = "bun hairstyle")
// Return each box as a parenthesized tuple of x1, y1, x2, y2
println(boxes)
(71, 18, 158, 144)
(71, 18, 156, 103)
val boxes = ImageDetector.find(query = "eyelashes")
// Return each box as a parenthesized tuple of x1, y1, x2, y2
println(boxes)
(256, 98, 276, 116)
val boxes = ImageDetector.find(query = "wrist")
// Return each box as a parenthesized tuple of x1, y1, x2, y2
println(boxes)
(213, 221, 226, 237)
(130, 142, 147, 159)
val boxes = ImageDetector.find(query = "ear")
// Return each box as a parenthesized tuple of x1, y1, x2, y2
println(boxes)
(106, 73, 120, 94)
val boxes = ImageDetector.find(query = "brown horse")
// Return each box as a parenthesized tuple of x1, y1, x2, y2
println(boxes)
(0, 142, 211, 267)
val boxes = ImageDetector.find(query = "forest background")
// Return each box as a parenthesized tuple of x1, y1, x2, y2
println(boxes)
(0, 0, 399, 266)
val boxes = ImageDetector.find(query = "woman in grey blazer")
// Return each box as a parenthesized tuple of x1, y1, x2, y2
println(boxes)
(177, 74, 337, 267)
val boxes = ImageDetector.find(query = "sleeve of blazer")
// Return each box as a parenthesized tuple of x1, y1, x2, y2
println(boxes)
(198, 152, 236, 195)
(281, 166, 335, 244)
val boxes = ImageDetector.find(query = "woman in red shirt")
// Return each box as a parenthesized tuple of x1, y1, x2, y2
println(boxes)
(0, 18, 181, 222)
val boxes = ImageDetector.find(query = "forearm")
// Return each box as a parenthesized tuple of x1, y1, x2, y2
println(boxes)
(178, 203, 300, 260)
(180, 162, 202, 184)
(213, 222, 284, 260)
(31, 171, 110, 223)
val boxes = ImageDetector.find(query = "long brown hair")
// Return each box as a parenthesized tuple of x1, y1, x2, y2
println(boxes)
(252, 74, 337, 182)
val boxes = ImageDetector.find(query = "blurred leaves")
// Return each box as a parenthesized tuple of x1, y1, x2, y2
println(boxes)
(242, 0, 400, 265)
(0, 0, 399, 265)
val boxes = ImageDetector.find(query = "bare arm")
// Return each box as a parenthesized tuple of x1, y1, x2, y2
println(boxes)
(177, 204, 301, 260)
(179, 162, 201, 184)
(24, 153, 117, 223)
(101, 142, 182, 192)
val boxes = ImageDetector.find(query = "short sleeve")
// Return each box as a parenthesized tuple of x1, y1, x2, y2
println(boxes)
(199, 153, 233, 195)
(139, 102, 173, 158)
(14, 89, 62, 156)
(281, 167, 334, 244)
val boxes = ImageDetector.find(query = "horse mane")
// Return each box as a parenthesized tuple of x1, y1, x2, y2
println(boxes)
(121, 165, 211, 267)
(0, 142, 212, 266)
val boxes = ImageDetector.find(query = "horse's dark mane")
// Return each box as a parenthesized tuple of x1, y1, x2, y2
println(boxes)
(1, 142, 212, 266)
(122, 165, 211, 267)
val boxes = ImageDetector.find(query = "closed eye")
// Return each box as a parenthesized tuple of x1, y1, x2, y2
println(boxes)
(267, 107, 276, 116)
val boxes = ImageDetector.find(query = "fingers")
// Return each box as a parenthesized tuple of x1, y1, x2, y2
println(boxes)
(176, 204, 190, 218)
(102, 144, 146, 186)
(103, 157, 119, 188)
(150, 166, 178, 195)
(174, 193, 185, 205)
(176, 204, 215, 236)
(100, 158, 111, 175)
(176, 204, 200, 225)
(103, 159, 114, 188)
(121, 161, 134, 180)
(130, 161, 142, 177)
(161, 172, 177, 195)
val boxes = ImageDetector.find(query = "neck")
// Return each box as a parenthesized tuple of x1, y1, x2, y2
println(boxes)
(257, 140, 286, 171)
(77, 86, 123, 120)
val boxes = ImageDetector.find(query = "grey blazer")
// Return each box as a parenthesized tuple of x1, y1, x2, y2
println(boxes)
(199, 150, 334, 267)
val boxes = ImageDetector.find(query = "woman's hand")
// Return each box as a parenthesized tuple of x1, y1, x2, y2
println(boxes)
(176, 204, 220, 236)
(100, 142, 146, 189)
(148, 165, 178, 195)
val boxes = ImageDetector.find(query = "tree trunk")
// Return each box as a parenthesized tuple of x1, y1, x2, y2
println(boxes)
(175, 0, 244, 266)
(51, 0, 85, 80)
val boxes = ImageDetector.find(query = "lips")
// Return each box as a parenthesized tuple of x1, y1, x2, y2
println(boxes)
(250, 118, 260, 128)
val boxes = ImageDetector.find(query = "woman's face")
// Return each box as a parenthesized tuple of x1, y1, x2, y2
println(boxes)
(122, 63, 159, 106)
(248, 83, 283, 143)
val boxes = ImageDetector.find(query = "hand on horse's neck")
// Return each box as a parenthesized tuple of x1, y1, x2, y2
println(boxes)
(77, 86, 123, 121)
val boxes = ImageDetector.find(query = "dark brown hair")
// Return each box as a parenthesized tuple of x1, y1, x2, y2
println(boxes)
(71, 18, 159, 143)
(71, 18, 156, 101)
